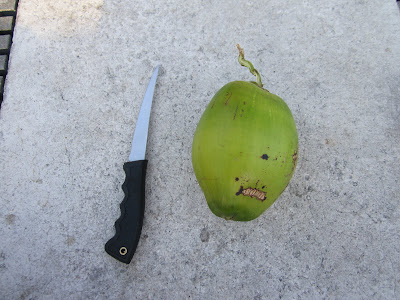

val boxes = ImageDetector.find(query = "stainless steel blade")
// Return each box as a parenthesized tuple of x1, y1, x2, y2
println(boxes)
(129, 65, 159, 161)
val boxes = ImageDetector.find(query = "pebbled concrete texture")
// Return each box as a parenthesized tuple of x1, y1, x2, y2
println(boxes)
(1, 0, 400, 299)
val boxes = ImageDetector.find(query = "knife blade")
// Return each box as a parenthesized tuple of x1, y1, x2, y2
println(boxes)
(105, 65, 160, 264)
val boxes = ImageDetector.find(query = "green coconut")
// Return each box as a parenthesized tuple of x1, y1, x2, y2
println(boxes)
(191, 45, 298, 221)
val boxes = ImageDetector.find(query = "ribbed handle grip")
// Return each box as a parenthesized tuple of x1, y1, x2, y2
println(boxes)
(105, 160, 147, 264)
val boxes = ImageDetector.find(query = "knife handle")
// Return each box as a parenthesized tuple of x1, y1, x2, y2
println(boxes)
(105, 160, 147, 264)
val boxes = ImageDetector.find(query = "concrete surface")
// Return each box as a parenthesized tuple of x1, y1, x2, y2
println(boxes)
(1, 0, 400, 299)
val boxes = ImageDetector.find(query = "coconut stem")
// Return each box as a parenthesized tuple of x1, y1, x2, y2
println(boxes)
(236, 44, 263, 88)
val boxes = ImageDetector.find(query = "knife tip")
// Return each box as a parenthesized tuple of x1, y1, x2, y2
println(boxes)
(153, 65, 161, 77)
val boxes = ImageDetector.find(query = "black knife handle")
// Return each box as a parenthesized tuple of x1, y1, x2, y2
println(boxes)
(105, 160, 147, 264)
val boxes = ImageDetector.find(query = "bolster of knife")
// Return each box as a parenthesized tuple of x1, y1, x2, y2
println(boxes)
(105, 160, 147, 264)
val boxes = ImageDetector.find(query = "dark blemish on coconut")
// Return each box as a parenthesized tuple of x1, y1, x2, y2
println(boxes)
(235, 177, 239, 181)
(292, 149, 298, 164)
(236, 186, 244, 196)
(224, 91, 232, 105)
(261, 154, 269, 160)
(291, 148, 298, 172)
(233, 105, 239, 120)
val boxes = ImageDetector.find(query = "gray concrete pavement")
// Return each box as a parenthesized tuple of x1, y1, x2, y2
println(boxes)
(1, 0, 400, 299)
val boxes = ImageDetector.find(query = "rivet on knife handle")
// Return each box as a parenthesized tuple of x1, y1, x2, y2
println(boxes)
(105, 160, 147, 264)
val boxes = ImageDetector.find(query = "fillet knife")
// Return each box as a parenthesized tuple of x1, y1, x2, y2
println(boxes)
(105, 65, 160, 264)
